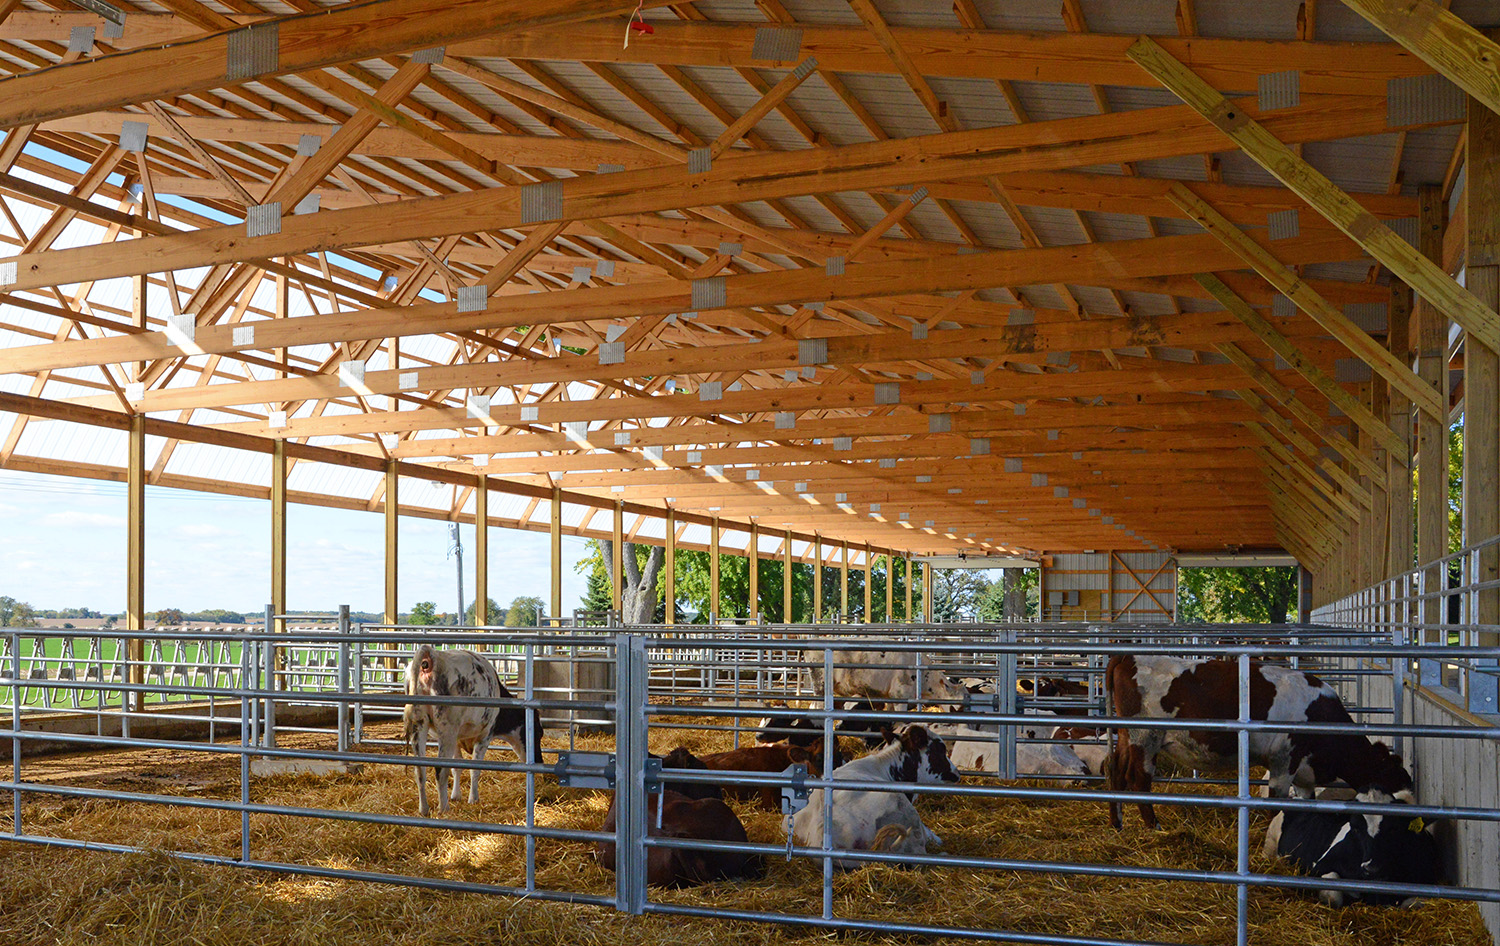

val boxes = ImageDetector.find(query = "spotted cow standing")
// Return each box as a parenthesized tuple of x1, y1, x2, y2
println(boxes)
(403, 644, 542, 817)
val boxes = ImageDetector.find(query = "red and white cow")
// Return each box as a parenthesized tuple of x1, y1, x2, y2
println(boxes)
(1105, 655, 1413, 829)
(403, 644, 543, 817)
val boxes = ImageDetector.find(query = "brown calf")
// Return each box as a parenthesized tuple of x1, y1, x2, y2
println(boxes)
(697, 739, 835, 811)
(595, 790, 764, 888)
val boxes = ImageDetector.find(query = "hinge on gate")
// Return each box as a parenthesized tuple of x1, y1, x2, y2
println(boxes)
(644, 756, 663, 795)
(554, 750, 615, 789)
(780, 763, 810, 816)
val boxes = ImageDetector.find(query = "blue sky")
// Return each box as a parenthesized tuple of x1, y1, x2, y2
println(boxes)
(0, 470, 590, 616)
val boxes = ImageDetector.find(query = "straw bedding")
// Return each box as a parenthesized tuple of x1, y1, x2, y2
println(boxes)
(0, 718, 1487, 946)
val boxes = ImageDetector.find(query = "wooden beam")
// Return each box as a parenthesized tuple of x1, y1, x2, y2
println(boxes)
(1337, 0, 1500, 119)
(747, 521, 759, 620)
(0, 228, 1363, 375)
(1130, 35, 1500, 356)
(1167, 184, 1444, 420)
(0, 95, 1413, 293)
(0, 0, 648, 129)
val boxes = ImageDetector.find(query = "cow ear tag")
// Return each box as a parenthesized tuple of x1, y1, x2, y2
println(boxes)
(1409, 817, 1425, 833)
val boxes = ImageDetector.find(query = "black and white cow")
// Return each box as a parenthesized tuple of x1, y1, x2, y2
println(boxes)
(1105, 655, 1413, 829)
(403, 644, 543, 817)
(1264, 789, 1442, 907)
(789, 724, 960, 869)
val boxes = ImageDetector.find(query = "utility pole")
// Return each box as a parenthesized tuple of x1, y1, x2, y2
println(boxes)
(449, 522, 465, 625)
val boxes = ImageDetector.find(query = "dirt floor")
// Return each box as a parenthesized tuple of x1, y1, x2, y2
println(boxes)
(0, 716, 1489, 946)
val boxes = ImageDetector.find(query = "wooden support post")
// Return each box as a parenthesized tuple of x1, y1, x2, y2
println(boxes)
(550, 486, 562, 623)
(709, 516, 721, 621)
(474, 475, 488, 624)
(270, 438, 287, 633)
(864, 544, 874, 624)
(125, 412, 145, 715)
(747, 522, 759, 622)
(1466, 82, 1500, 634)
(1388, 282, 1415, 578)
(611, 500, 624, 614)
(922, 561, 933, 623)
(1038, 559, 1048, 621)
(383, 459, 398, 626)
(905, 557, 913, 622)
(1415, 184, 1449, 634)
(784, 530, 793, 624)
(1108, 551, 1116, 621)
(840, 541, 850, 620)
(884, 549, 894, 624)
(664, 507, 676, 626)
(813, 535, 823, 623)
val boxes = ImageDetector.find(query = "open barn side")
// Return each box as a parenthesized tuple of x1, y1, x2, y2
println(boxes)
(4, 620, 1498, 945)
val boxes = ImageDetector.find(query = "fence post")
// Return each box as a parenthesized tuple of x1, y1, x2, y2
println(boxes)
(614, 633, 648, 915)
(1235, 652, 1251, 946)
(337, 604, 351, 753)
(999, 627, 1017, 781)
(262, 605, 277, 748)
(11, 630, 21, 839)
(239, 620, 253, 863)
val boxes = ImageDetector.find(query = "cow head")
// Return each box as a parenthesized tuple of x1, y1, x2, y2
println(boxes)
(898, 725, 961, 784)
(922, 669, 967, 706)
(1328, 791, 1440, 907)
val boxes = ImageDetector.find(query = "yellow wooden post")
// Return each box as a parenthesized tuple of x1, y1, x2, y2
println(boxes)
(709, 516, 721, 621)
(474, 475, 488, 623)
(783, 530, 794, 623)
(550, 486, 562, 623)
(1466, 87, 1500, 634)
(905, 556, 914, 622)
(383, 459, 398, 625)
(1387, 283, 1415, 579)
(922, 561, 933, 623)
(884, 549, 893, 624)
(747, 521, 759, 622)
(664, 507, 676, 626)
(1414, 185, 1449, 636)
(813, 535, 823, 623)
(611, 499, 624, 614)
(840, 541, 849, 620)
(126, 413, 145, 714)
(863, 544, 873, 623)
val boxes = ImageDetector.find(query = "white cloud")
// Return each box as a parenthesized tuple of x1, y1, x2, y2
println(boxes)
(40, 510, 126, 529)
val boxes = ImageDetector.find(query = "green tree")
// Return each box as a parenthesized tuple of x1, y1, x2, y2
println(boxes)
(465, 597, 502, 625)
(1176, 566, 1298, 623)
(155, 608, 184, 626)
(977, 569, 1038, 621)
(0, 597, 38, 628)
(408, 601, 440, 626)
(504, 596, 545, 627)
(929, 568, 992, 622)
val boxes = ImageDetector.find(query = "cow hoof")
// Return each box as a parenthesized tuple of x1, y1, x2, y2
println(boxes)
(1318, 878, 1345, 909)
(1399, 897, 1423, 910)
